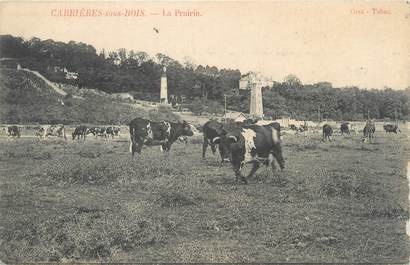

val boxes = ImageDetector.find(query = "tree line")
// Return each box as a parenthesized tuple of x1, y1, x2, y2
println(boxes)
(1, 34, 409, 121)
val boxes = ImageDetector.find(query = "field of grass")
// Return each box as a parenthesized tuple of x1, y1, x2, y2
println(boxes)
(0, 130, 409, 263)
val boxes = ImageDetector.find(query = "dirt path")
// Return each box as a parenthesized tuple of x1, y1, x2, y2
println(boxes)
(20, 68, 68, 96)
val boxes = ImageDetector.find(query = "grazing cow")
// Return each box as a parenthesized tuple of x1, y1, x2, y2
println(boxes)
(87, 127, 100, 137)
(322, 124, 333, 141)
(203, 120, 231, 161)
(72, 126, 87, 140)
(113, 127, 121, 136)
(106, 127, 114, 138)
(128, 118, 194, 157)
(383, 124, 400, 134)
(36, 125, 66, 140)
(289, 124, 298, 131)
(362, 120, 375, 143)
(7, 126, 21, 138)
(298, 122, 308, 133)
(289, 124, 305, 135)
(340, 122, 350, 135)
(106, 126, 120, 138)
(349, 123, 358, 134)
(215, 124, 285, 184)
(98, 127, 108, 137)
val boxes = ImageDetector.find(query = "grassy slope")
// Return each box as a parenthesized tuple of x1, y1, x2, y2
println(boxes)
(0, 67, 141, 124)
(0, 130, 408, 262)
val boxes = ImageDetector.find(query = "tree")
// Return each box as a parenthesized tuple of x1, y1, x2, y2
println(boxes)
(117, 48, 127, 65)
(188, 98, 205, 115)
(284, 74, 302, 88)
(206, 100, 224, 115)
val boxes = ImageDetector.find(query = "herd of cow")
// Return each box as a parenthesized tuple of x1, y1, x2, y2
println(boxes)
(321, 121, 400, 143)
(4, 125, 121, 140)
(127, 118, 401, 184)
(3, 119, 402, 184)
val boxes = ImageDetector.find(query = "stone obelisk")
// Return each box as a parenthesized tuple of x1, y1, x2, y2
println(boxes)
(250, 82, 263, 117)
(160, 66, 168, 103)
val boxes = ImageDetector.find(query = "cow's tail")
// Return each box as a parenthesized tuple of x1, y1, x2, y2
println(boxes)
(129, 125, 134, 154)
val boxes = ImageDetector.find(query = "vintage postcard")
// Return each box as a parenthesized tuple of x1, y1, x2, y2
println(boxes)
(0, 1, 409, 263)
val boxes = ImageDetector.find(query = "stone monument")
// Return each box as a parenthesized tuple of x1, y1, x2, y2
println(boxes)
(160, 66, 168, 103)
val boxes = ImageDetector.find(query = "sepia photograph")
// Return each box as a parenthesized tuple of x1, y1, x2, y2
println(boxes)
(0, 1, 409, 263)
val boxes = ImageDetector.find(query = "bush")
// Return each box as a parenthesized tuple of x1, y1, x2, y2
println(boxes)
(1, 209, 169, 262)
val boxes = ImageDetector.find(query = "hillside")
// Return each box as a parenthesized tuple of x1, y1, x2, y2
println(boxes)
(0, 67, 146, 124)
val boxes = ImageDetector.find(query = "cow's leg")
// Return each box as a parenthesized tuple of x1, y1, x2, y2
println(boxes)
(233, 161, 247, 184)
(135, 139, 144, 155)
(272, 147, 285, 171)
(247, 161, 259, 179)
(234, 169, 247, 184)
(202, 140, 208, 159)
(131, 142, 139, 157)
(129, 137, 135, 156)
(233, 161, 240, 183)
(130, 133, 143, 157)
(161, 143, 170, 157)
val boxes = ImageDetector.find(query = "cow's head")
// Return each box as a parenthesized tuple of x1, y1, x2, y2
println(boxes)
(179, 120, 194, 137)
(211, 135, 231, 162)
(212, 130, 244, 162)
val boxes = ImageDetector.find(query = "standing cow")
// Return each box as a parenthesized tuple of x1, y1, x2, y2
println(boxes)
(362, 120, 375, 143)
(72, 126, 87, 140)
(113, 127, 121, 136)
(87, 127, 101, 137)
(106, 127, 121, 138)
(36, 125, 66, 140)
(322, 124, 333, 141)
(202, 120, 231, 162)
(383, 124, 400, 134)
(215, 124, 285, 184)
(340, 122, 350, 135)
(128, 118, 194, 157)
(7, 126, 21, 138)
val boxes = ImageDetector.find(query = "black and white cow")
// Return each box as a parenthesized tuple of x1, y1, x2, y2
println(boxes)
(87, 127, 103, 137)
(383, 124, 400, 134)
(202, 120, 231, 162)
(72, 126, 87, 140)
(128, 118, 194, 157)
(113, 127, 121, 136)
(7, 126, 21, 138)
(289, 124, 306, 135)
(289, 124, 298, 131)
(215, 124, 285, 184)
(322, 124, 333, 141)
(362, 120, 375, 143)
(106, 127, 121, 138)
(36, 125, 66, 140)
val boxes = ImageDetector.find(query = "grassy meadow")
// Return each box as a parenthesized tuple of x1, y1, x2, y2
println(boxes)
(0, 129, 409, 263)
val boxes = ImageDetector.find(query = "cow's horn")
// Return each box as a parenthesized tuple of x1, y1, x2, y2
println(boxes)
(229, 136, 238, 142)
(212, 136, 220, 143)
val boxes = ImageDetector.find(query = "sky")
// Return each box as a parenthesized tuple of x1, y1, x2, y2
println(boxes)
(0, 1, 409, 89)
